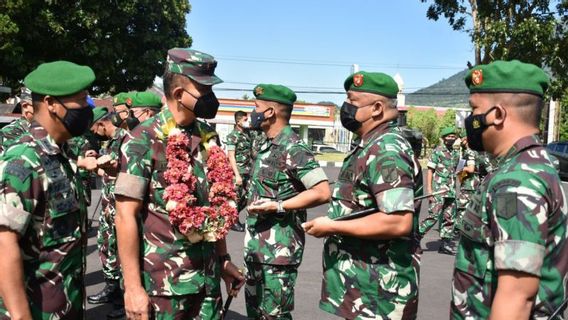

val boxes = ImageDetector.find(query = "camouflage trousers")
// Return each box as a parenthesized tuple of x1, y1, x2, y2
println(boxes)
(0, 270, 86, 320)
(418, 196, 456, 239)
(237, 174, 250, 213)
(97, 204, 121, 280)
(319, 238, 420, 320)
(455, 190, 474, 227)
(245, 262, 298, 320)
(150, 292, 222, 320)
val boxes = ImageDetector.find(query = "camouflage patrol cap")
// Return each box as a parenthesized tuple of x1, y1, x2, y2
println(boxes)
(131, 91, 162, 110)
(24, 60, 95, 96)
(113, 92, 133, 107)
(166, 48, 223, 86)
(465, 60, 549, 97)
(253, 84, 297, 106)
(92, 106, 109, 123)
(13, 88, 32, 113)
(344, 71, 399, 98)
(440, 126, 456, 137)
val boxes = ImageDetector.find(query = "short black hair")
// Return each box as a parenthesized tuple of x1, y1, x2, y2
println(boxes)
(276, 103, 292, 122)
(163, 69, 189, 99)
(493, 93, 543, 127)
(234, 110, 247, 122)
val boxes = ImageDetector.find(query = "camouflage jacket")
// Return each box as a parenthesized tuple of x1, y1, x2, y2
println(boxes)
(0, 117, 30, 153)
(67, 134, 95, 205)
(101, 128, 127, 216)
(428, 143, 460, 198)
(459, 148, 494, 191)
(244, 125, 327, 265)
(0, 122, 87, 319)
(225, 128, 252, 175)
(115, 107, 221, 297)
(250, 129, 267, 160)
(451, 135, 568, 319)
(320, 121, 423, 319)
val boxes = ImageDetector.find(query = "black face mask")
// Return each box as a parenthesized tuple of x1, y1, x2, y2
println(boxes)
(110, 111, 127, 127)
(54, 98, 94, 137)
(250, 108, 271, 130)
(464, 107, 497, 152)
(126, 110, 141, 130)
(95, 133, 110, 141)
(340, 102, 362, 132)
(445, 138, 456, 148)
(182, 89, 220, 119)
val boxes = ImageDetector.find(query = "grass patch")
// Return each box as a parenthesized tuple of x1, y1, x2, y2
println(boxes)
(315, 153, 347, 162)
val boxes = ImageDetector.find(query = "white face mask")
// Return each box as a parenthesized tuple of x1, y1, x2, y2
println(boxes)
(241, 120, 250, 128)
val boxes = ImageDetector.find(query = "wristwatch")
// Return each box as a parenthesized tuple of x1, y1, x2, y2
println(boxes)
(277, 200, 286, 213)
(218, 253, 231, 264)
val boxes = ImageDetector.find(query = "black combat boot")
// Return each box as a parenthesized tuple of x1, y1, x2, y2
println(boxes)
(87, 279, 120, 304)
(231, 220, 245, 232)
(438, 239, 456, 255)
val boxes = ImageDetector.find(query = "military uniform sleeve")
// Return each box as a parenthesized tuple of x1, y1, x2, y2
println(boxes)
(225, 132, 237, 151)
(366, 151, 415, 214)
(0, 155, 40, 235)
(490, 172, 548, 276)
(114, 131, 152, 200)
(287, 144, 327, 189)
(465, 150, 476, 167)
(427, 148, 439, 170)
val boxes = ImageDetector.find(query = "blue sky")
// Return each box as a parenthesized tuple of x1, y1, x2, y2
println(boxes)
(186, 1, 475, 105)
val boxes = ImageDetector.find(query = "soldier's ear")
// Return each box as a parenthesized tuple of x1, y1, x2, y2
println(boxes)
(44, 96, 57, 114)
(371, 100, 384, 117)
(173, 87, 184, 101)
(492, 105, 507, 126)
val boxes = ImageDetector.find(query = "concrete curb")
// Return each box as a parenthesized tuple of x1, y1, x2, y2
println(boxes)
(318, 161, 343, 167)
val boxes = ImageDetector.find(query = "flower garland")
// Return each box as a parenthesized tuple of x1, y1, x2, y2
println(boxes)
(163, 128, 238, 243)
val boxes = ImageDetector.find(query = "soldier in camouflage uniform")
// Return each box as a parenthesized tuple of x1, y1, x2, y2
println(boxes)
(226, 110, 251, 232)
(0, 88, 33, 153)
(245, 83, 330, 319)
(451, 60, 568, 319)
(304, 71, 423, 320)
(455, 132, 493, 225)
(418, 126, 460, 254)
(0, 61, 95, 319)
(114, 48, 244, 320)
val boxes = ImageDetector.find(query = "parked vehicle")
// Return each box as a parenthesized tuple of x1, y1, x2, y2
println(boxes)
(312, 144, 341, 154)
(546, 141, 568, 181)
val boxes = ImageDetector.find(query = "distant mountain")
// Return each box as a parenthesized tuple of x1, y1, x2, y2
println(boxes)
(406, 69, 470, 108)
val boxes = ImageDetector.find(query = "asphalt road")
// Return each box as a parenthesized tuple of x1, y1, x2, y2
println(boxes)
(85, 167, 568, 319)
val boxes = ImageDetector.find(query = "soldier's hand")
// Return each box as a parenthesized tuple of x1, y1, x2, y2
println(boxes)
(77, 156, 98, 171)
(303, 217, 335, 238)
(85, 149, 98, 157)
(221, 261, 245, 297)
(124, 286, 150, 320)
(247, 199, 277, 214)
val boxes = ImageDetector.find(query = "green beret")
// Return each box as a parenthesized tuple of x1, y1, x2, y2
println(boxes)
(92, 107, 109, 123)
(24, 61, 95, 96)
(344, 71, 399, 98)
(465, 60, 549, 97)
(131, 91, 162, 109)
(253, 84, 297, 106)
(113, 92, 133, 107)
(167, 48, 223, 85)
(440, 126, 456, 137)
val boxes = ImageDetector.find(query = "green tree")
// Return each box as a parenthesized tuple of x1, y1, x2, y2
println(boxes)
(420, 0, 558, 66)
(440, 109, 457, 129)
(0, 0, 191, 94)
(558, 89, 568, 141)
(407, 107, 440, 147)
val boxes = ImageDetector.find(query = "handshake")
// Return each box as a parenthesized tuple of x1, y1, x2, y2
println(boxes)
(77, 150, 119, 177)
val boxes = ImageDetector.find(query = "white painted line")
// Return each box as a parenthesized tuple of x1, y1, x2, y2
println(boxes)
(334, 162, 343, 167)
(319, 161, 328, 167)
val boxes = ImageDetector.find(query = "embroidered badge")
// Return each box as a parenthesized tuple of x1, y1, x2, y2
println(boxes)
(353, 74, 364, 87)
(472, 69, 483, 86)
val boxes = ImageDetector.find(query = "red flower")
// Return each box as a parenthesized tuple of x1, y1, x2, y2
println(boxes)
(163, 133, 238, 242)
